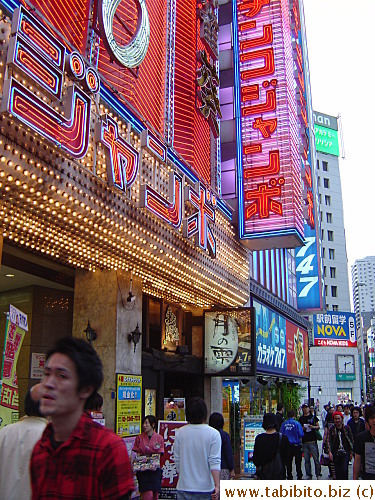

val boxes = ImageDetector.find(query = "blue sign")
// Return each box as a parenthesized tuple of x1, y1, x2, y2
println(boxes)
(295, 225, 323, 311)
(313, 311, 357, 347)
(243, 420, 263, 475)
(254, 300, 286, 376)
(118, 386, 141, 401)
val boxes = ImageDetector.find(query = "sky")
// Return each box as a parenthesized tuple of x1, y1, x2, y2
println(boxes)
(302, 0, 375, 273)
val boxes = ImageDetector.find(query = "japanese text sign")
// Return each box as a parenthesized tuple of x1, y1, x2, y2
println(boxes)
(158, 420, 187, 499)
(234, 0, 304, 248)
(254, 299, 309, 378)
(313, 311, 357, 347)
(116, 374, 142, 437)
(204, 308, 254, 375)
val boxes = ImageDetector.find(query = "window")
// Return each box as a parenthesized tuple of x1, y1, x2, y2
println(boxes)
(330, 267, 336, 278)
(323, 161, 328, 172)
(331, 286, 337, 297)
(326, 213, 332, 223)
(329, 248, 335, 259)
(324, 178, 330, 188)
(324, 266, 326, 277)
(328, 230, 334, 241)
(332, 305, 339, 311)
(317, 160, 320, 169)
(322, 248, 325, 258)
(321, 229, 324, 239)
(325, 195, 331, 206)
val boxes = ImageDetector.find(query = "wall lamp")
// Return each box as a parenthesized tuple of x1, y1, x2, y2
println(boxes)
(84, 320, 97, 343)
(128, 324, 141, 353)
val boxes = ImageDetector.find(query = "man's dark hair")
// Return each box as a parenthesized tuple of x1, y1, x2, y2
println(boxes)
(186, 397, 207, 424)
(24, 389, 43, 417)
(209, 412, 224, 430)
(143, 415, 158, 430)
(287, 409, 295, 419)
(277, 403, 284, 412)
(364, 404, 375, 423)
(85, 392, 104, 411)
(46, 336, 103, 393)
(351, 405, 362, 417)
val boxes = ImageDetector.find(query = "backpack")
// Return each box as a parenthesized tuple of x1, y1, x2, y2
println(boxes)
(259, 433, 285, 480)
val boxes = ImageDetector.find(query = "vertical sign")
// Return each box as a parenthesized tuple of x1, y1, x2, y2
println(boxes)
(241, 417, 263, 475)
(293, 0, 323, 311)
(233, 0, 304, 249)
(158, 420, 187, 499)
(116, 374, 142, 437)
(0, 305, 28, 429)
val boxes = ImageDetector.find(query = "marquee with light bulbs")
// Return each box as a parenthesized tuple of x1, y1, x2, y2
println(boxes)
(0, 4, 250, 309)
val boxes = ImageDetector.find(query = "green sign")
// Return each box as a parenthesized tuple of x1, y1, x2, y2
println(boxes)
(336, 373, 355, 381)
(314, 124, 340, 156)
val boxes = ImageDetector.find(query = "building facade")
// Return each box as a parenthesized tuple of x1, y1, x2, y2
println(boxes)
(0, 0, 316, 473)
(309, 111, 360, 406)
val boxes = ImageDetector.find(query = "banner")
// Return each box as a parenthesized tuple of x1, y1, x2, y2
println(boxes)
(115, 374, 142, 437)
(163, 398, 185, 421)
(158, 420, 187, 499)
(254, 299, 309, 379)
(0, 305, 28, 429)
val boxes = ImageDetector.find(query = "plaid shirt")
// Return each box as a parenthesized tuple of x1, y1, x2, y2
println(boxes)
(30, 412, 134, 499)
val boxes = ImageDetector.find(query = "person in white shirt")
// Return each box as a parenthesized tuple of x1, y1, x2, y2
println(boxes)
(174, 397, 221, 500)
(0, 385, 48, 500)
(343, 405, 351, 425)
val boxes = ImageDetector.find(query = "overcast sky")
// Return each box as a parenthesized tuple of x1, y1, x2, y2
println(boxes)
(303, 0, 375, 274)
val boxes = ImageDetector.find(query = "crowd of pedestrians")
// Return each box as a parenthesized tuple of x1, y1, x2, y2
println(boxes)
(1, 335, 375, 500)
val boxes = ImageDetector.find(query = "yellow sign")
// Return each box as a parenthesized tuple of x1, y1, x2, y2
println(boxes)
(163, 398, 185, 421)
(116, 374, 142, 437)
(0, 310, 27, 429)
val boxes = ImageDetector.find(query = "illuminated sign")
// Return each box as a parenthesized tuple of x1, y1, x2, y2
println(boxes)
(313, 311, 357, 347)
(198, 0, 219, 61)
(233, 0, 304, 249)
(314, 124, 340, 157)
(1, 6, 226, 259)
(196, 50, 222, 138)
(204, 308, 254, 375)
(98, 0, 150, 69)
(254, 299, 309, 379)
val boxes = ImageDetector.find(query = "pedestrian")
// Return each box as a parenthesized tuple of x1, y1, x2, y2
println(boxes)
(275, 403, 284, 431)
(321, 404, 328, 427)
(132, 415, 164, 500)
(0, 384, 48, 500)
(326, 411, 354, 480)
(280, 410, 303, 480)
(30, 336, 134, 499)
(174, 397, 220, 500)
(343, 404, 351, 425)
(253, 413, 289, 480)
(323, 408, 336, 479)
(299, 403, 321, 479)
(353, 405, 375, 479)
(347, 406, 365, 443)
(209, 412, 235, 480)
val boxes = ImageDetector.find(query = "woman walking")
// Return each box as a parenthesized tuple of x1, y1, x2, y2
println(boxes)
(209, 412, 235, 480)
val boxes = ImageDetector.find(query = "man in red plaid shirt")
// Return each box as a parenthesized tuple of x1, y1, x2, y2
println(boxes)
(30, 337, 134, 499)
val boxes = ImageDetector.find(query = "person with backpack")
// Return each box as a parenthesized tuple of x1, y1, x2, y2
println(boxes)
(326, 411, 354, 480)
(252, 413, 289, 480)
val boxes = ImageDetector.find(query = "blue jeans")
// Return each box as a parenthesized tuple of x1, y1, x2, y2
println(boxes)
(302, 442, 321, 478)
(177, 492, 212, 500)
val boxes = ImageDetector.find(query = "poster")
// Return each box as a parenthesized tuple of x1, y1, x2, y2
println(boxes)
(30, 353, 46, 379)
(0, 305, 28, 429)
(241, 417, 263, 475)
(116, 374, 142, 437)
(204, 308, 254, 375)
(163, 398, 185, 421)
(313, 311, 357, 347)
(286, 320, 309, 377)
(145, 389, 156, 417)
(158, 420, 187, 499)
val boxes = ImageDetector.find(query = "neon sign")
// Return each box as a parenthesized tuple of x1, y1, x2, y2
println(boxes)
(233, 0, 304, 249)
(2, 7, 98, 159)
(98, 0, 150, 69)
(95, 116, 139, 190)
(183, 183, 216, 257)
